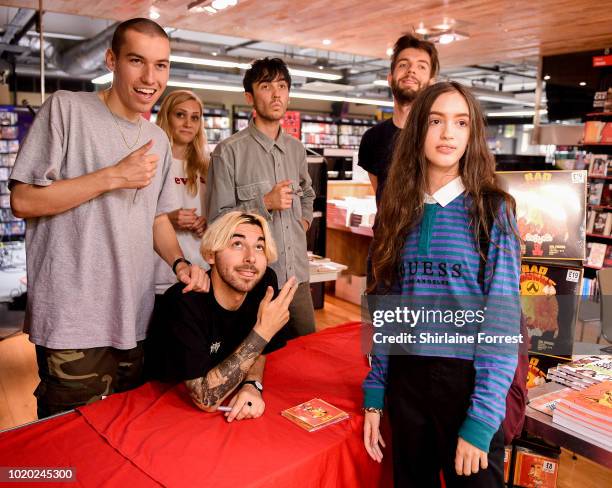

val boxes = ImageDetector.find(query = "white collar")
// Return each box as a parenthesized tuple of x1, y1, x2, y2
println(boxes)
(424, 177, 465, 207)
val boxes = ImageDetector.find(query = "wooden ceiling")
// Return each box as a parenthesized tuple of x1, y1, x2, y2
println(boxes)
(1, 0, 611, 68)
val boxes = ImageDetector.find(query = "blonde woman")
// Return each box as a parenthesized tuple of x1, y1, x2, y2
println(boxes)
(155, 90, 210, 293)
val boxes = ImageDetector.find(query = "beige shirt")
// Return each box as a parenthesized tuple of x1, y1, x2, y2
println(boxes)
(206, 120, 315, 286)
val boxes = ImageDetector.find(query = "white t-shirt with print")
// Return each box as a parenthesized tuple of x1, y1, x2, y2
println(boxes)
(154, 157, 208, 294)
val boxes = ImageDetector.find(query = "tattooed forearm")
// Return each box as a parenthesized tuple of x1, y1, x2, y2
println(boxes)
(185, 329, 268, 409)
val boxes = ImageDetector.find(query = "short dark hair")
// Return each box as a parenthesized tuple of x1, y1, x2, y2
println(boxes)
(243, 57, 292, 94)
(111, 18, 169, 56)
(391, 34, 439, 78)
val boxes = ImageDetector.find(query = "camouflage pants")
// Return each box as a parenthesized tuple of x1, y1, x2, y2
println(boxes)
(34, 342, 144, 419)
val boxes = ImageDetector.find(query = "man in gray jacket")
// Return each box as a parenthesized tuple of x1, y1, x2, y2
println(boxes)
(207, 57, 315, 337)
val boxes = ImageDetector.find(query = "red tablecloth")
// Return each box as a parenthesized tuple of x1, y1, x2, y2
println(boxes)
(0, 413, 158, 487)
(1, 323, 391, 487)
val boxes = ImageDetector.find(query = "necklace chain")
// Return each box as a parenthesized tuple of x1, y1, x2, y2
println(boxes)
(103, 92, 142, 150)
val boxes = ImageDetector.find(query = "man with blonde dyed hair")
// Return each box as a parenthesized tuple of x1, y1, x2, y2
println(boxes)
(147, 212, 297, 421)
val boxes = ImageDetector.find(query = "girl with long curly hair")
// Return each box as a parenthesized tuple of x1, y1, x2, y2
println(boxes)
(362, 82, 521, 488)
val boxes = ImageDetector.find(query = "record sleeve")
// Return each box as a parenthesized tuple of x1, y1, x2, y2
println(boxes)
(520, 261, 582, 358)
(589, 154, 608, 177)
(588, 182, 604, 206)
(513, 447, 559, 488)
(592, 211, 610, 235)
(587, 242, 608, 268)
(497, 170, 587, 260)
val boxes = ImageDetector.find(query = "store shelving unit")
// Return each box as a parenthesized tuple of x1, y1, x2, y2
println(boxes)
(232, 106, 251, 133)
(337, 117, 376, 149)
(301, 114, 338, 149)
(203, 108, 231, 146)
(582, 111, 612, 291)
(0, 107, 24, 241)
(587, 233, 612, 240)
(301, 114, 376, 150)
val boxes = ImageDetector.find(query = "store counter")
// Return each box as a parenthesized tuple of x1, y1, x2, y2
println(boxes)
(525, 382, 612, 469)
(0, 323, 391, 487)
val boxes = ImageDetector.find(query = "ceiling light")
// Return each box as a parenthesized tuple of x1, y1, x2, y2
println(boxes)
(301, 81, 354, 93)
(543, 75, 550, 81)
(288, 68, 342, 81)
(149, 8, 161, 20)
(373, 79, 389, 87)
(211, 51, 218, 56)
(476, 94, 535, 107)
(386, 48, 393, 57)
(438, 33, 455, 44)
(290, 92, 394, 107)
(170, 54, 251, 69)
(92, 73, 393, 107)
(168, 80, 244, 92)
(172, 80, 394, 107)
(211, 0, 229, 9)
(93, 60, 343, 85)
(579, 81, 586, 86)
(486, 109, 547, 117)
(434, 17, 453, 30)
(415, 22, 428, 35)
(322, 39, 332, 45)
(173, 54, 343, 80)
(188, 0, 239, 13)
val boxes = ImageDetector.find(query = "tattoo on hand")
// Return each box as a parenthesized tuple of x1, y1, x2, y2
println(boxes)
(186, 330, 267, 408)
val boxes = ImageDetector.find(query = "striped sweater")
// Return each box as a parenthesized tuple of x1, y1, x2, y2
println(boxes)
(363, 191, 521, 453)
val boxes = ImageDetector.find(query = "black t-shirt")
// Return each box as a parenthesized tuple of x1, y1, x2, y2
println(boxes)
(147, 268, 287, 382)
(357, 118, 401, 204)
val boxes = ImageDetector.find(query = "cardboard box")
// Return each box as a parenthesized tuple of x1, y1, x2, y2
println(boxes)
(335, 274, 366, 305)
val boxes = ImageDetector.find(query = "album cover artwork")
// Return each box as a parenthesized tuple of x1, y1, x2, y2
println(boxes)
(498, 171, 587, 260)
(520, 261, 582, 358)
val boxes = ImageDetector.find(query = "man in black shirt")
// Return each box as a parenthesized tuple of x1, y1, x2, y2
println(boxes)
(148, 211, 297, 422)
(358, 35, 440, 204)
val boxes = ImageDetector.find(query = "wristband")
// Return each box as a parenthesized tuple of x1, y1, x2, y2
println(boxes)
(172, 257, 191, 275)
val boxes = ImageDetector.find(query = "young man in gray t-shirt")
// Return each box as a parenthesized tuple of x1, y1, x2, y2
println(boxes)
(9, 18, 209, 418)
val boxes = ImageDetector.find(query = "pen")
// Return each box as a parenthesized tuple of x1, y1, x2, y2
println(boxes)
(217, 406, 232, 412)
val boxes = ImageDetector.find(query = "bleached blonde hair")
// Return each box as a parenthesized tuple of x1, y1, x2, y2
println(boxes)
(156, 90, 209, 195)
(201, 212, 278, 263)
